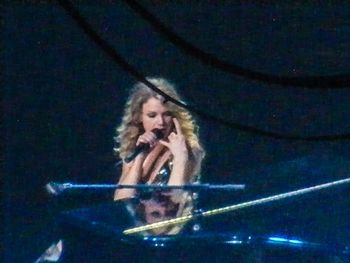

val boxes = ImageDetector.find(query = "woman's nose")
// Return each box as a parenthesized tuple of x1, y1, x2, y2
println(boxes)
(156, 115, 165, 125)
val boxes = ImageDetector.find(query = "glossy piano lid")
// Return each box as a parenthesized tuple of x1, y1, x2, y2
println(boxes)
(60, 188, 349, 256)
(61, 190, 195, 237)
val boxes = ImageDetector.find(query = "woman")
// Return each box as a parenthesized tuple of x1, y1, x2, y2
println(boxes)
(114, 77, 204, 200)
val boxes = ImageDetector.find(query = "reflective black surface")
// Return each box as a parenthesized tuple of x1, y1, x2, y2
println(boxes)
(59, 190, 350, 262)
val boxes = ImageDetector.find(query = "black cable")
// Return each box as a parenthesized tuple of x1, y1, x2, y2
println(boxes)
(57, 0, 350, 141)
(122, 0, 350, 89)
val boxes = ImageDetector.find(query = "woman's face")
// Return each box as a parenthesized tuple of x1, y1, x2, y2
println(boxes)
(141, 97, 173, 137)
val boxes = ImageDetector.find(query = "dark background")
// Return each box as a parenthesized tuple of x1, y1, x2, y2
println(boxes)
(3, 1, 350, 262)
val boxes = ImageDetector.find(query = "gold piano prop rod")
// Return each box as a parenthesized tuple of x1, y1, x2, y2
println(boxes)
(123, 177, 350, 235)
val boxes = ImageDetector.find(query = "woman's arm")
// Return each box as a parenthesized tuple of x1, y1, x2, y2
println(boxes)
(168, 154, 189, 185)
(160, 118, 203, 185)
(114, 130, 160, 200)
(114, 154, 145, 200)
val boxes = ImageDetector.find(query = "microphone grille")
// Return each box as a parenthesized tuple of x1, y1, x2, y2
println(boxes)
(152, 129, 164, 139)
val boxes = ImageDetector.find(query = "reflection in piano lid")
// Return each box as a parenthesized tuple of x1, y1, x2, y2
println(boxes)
(55, 187, 350, 263)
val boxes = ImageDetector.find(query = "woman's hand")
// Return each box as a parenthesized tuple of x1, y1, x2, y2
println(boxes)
(159, 118, 188, 162)
(136, 130, 159, 148)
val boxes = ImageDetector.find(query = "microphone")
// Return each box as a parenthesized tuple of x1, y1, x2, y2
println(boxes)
(124, 129, 164, 163)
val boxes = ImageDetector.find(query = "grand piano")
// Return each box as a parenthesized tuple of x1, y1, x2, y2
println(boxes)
(57, 184, 350, 263)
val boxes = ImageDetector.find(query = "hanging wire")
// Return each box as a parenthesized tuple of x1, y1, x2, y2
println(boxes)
(57, 0, 350, 141)
(122, 0, 350, 89)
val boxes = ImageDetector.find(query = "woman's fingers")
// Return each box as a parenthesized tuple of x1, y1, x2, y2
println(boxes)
(173, 118, 183, 135)
(137, 132, 157, 146)
(159, 140, 170, 148)
(161, 130, 187, 157)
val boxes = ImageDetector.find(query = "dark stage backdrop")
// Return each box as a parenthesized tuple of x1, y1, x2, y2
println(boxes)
(3, 2, 350, 262)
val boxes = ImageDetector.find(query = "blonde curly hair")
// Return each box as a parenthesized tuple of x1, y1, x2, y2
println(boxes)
(115, 77, 203, 160)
